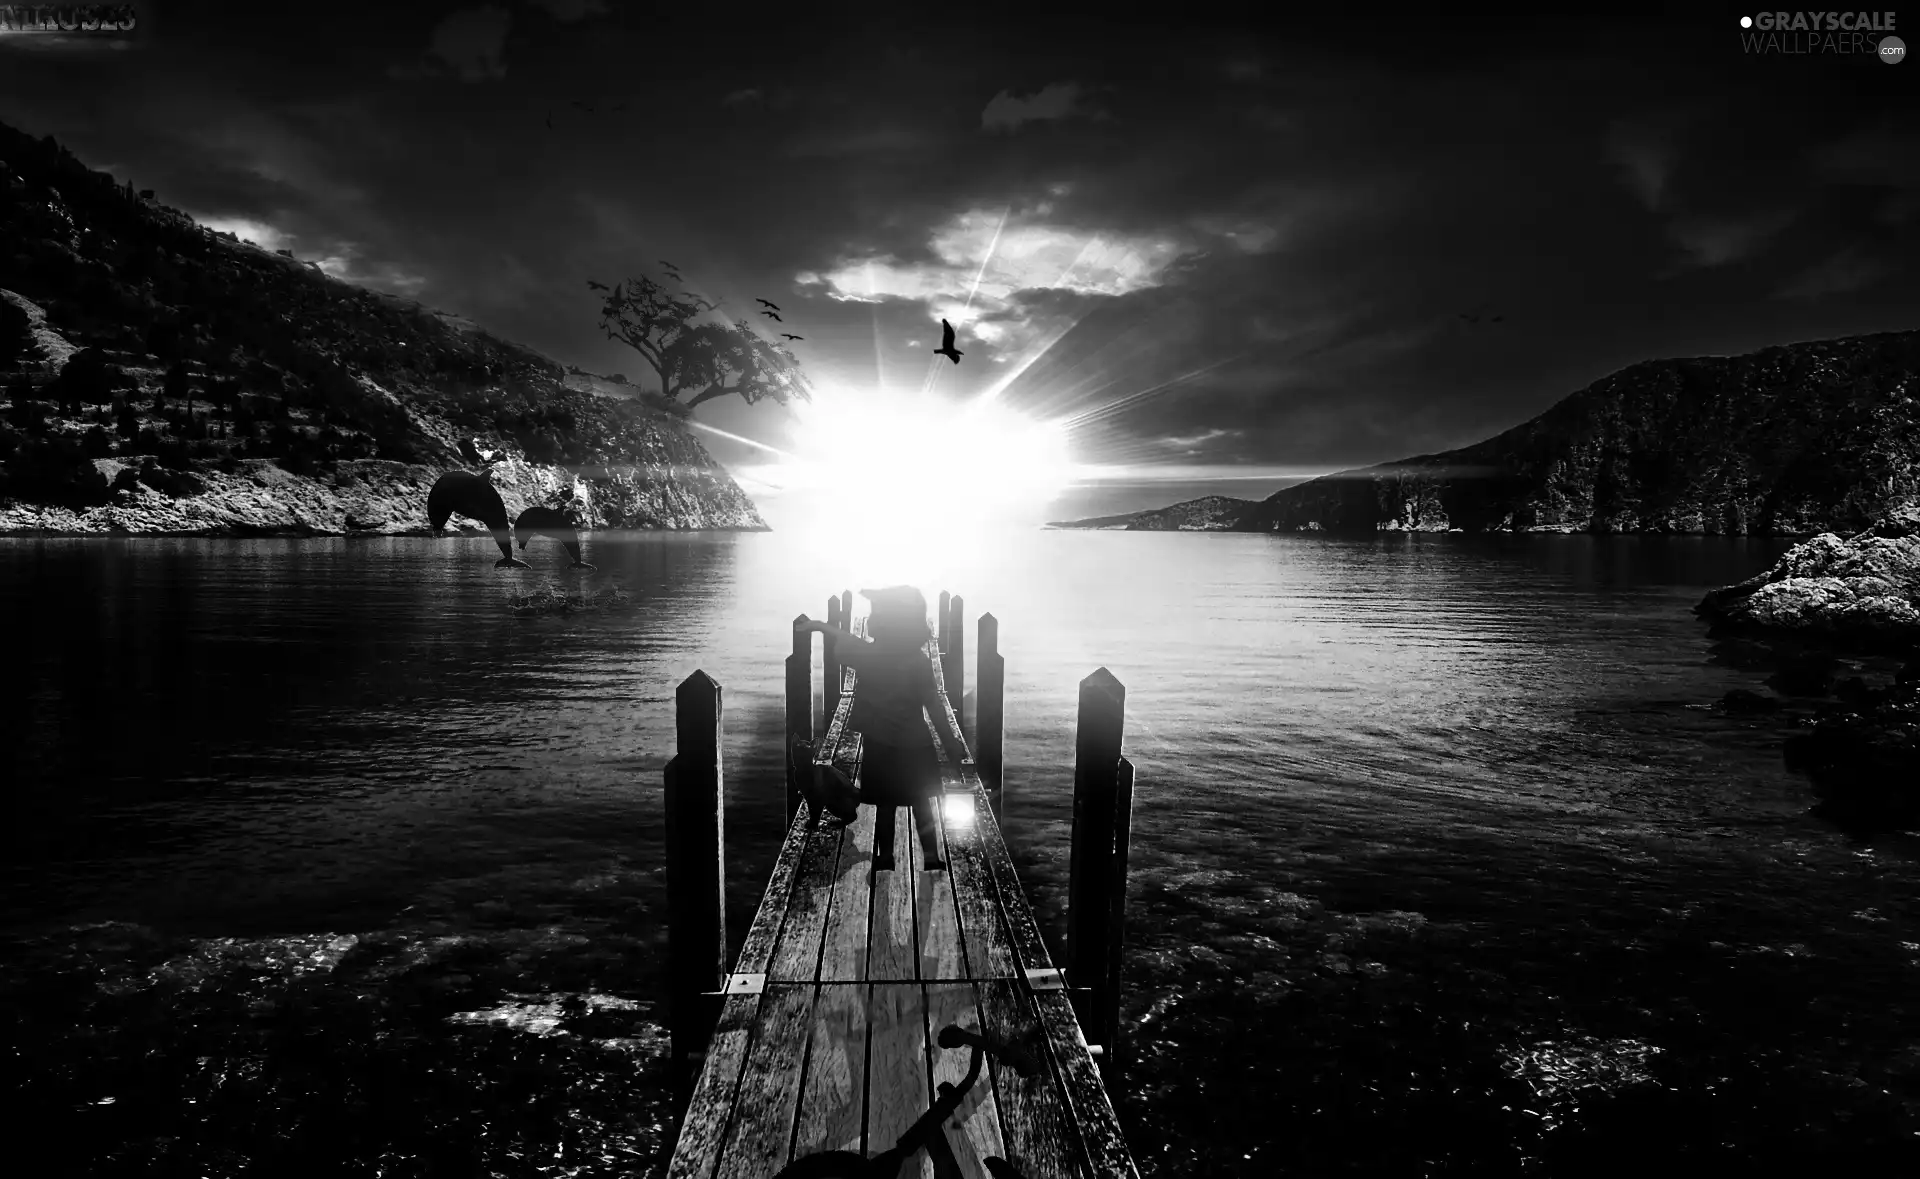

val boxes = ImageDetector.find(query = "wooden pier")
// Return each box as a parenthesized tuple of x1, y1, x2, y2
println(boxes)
(662, 591, 1140, 1179)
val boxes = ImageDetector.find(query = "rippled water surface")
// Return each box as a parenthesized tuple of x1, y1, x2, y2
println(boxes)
(5, 530, 1919, 1176)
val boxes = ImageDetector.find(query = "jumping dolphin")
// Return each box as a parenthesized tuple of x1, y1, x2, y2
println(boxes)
(428, 467, 530, 568)
(514, 505, 596, 569)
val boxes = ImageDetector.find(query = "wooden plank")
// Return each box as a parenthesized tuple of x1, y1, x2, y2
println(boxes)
(768, 807, 841, 983)
(868, 804, 919, 981)
(925, 711, 1017, 979)
(864, 981, 934, 1179)
(818, 792, 877, 982)
(710, 983, 817, 1179)
(970, 777, 1058, 973)
(977, 979, 1084, 1179)
(925, 981, 1007, 1171)
(665, 993, 763, 1179)
(1031, 990, 1141, 1179)
(792, 982, 870, 1159)
(916, 813, 962, 980)
(738, 788, 823, 975)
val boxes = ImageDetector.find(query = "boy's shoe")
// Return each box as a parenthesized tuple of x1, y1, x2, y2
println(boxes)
(873, 854, 896, 872)
(923, 857, 947, 871)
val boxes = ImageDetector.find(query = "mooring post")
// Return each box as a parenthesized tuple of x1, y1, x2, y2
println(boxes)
(938, 589, 952, 652)
(978, 612, 1005, 811)
(1105, 755, 1135, 1082)
(1067, 667, 1127, 1071)
(785, 614, 812, 825)
(665, 669, 726, 1097)
(946, 594, 965, 728)
(824, 595, 843, 717)
(840, 589, 853, 633)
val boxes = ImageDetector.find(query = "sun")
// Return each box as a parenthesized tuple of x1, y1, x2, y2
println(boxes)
(766, 387, 1076, 579)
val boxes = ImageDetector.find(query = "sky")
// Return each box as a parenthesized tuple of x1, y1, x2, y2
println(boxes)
(2, 3, 1917, 520)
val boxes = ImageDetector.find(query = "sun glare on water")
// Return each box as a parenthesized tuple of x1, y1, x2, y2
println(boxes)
(767, 388, 1076, 585)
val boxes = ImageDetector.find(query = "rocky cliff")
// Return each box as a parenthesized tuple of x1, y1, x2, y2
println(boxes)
(1071, 329, 1920, 537)
(1048, 494, 1256, 531)
(0, 121, 765, 535)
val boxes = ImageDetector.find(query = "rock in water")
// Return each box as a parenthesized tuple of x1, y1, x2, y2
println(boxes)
(1695, 501, 1920, 653)
(1783, 679, 1920, 829)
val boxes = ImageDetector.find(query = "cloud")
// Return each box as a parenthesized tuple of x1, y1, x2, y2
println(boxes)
(1775, 245, 1893, 299)
(1161, 427, 1240, 453)
(526, 0, 608, 20)
(1666, 209, 1796, 268)
(798, 207, 1191, 359)
(191, 215, 428, 296)
(782, 126, 929, 158)
(198, 216, 290, 252)
(981, 82, 1094, 132)
(389, 6, 511, 82)
(1606, 121, 1671, 210)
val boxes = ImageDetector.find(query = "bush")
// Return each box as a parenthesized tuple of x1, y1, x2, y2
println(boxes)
(0, 298, 37, 368)
(81, 425, 113, 457)
(51, 347, 123, 405)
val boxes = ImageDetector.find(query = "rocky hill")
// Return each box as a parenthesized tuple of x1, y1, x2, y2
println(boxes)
(1074, 329, 1920, 537)
(1048, 494, 1255, 530)
(0, 121, 765, 535)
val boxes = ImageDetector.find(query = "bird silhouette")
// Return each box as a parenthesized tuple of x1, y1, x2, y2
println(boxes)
(659, 260, 680, 272)
(933, 318, 963, 365)
(571, 99, 596, 113)
(762, 309, 783, 322)
(545, 111, 553, 131)
(780, 333, 803, 341)
(757, 298, 781, 311)
(1491, 315, 1505, 323)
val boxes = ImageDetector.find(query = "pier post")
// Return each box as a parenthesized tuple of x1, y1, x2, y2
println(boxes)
(1067, 667, 1127, 1073)
(946, 594, 965, 732)
(665, 669, 727, 1096)
(841, 590, 852, 633)
(785, 615, 812, 825)
(1105, 756, 1135, 1082)
(824, 595, 843, 717)
(938, 589, 952, 652)
(978, 612, 1005, 811)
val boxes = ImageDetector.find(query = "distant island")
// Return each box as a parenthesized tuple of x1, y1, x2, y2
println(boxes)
(1050, 328, 1920, 537)
(0, 121, 764, 536)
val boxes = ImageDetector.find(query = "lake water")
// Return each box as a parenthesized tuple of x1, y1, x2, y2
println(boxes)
(5, 530, 1919, 1176)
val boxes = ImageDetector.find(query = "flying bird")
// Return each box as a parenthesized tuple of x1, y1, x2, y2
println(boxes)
(933, 319, 963, 365)
(659, 260, 680, 272)
(571, 99, 596, 112)
(762, 309, 782, 322)
(756, 298, 780, 311)
(780, 333, 803, 342)
(545, 111, 553, 131)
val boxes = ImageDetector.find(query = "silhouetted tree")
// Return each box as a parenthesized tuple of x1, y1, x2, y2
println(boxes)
(81, 425, 112, 457)
(114, 397, 139, 438)
(161, 359, 189, 411)
(590, 272, 811, 409)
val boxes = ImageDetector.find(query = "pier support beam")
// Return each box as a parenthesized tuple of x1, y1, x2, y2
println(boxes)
(824, 595, 843, 717)
(785, 615, 812, 825)
(1068, 667, 1130, 1079)
(945, 593, 965, 727)
(938, 589, 952, 652)
(977, 612, 1005, 813)
(665, 669, 727, 1096)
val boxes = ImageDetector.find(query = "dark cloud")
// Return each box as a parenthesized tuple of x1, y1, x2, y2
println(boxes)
(389, 5, 512, 82)
(1, 8, 1915, 501)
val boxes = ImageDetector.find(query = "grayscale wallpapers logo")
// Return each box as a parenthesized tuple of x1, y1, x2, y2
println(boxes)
(1735, 11, 1905, 60)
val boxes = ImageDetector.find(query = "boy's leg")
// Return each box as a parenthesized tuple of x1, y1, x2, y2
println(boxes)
(873, 803, 898, 871)
(913, 791, 944, 870)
